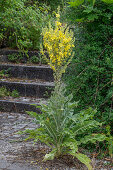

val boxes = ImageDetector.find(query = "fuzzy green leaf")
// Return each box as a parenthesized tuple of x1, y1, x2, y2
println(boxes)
(26, 111, 39, 118)
(78, 134, 106, 145)
(75, 153, 92, 170)
(63, 138, 78, 154)
(73, 120, 101, 135)
(43, 149, 57, 161)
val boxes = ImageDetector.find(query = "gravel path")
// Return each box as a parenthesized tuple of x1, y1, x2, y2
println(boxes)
(0, 112, 41, 170)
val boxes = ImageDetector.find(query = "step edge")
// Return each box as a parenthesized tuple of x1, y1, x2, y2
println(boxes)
(0, 99, 41, 105)
(0, 63, 52, 69)
(0, 80, 55, 86)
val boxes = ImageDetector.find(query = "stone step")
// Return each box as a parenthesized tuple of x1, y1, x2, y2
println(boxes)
(0, 96, 47, 113)
(0, 48, 39, 56)
(0, 49, 48, 64)
(0, 78, 54, 98)
(0, 100, 40, 113)
(0, 63, 54, 82)
(0, 49, 54, 114)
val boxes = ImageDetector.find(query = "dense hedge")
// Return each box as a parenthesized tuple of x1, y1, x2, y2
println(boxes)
(64, 0, 113, 126)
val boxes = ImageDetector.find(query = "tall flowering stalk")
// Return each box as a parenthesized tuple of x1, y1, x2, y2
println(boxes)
(19, 11, 106, 170)
(41, 13, 75, 84)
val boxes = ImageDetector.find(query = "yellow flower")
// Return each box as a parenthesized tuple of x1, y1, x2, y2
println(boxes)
(41, 11, 75, 82)
(56, 21, 62, 27)
(56, 14, 60, 18)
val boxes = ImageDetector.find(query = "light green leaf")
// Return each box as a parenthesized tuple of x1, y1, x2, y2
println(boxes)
(101, 0, 113, 4)
(26, 111, 38, 118)
(73, 120, 101, 135)
(83, 6, 94, 13)
(63, 138, 78, 154)
(87, 0, 96, 5)
(87, 14, 99, 20)
(75, 153, 92, 170)
(93, 0, 96, 5)
(68, 0, 84, 7)
(75, 18, 84, 22)
(78, 134, 106, 145)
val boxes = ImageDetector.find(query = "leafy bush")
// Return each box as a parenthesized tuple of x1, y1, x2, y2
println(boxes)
(38, 0, 68, 11)
(63, 0, 113, 126)
(0, 0, 53, 50)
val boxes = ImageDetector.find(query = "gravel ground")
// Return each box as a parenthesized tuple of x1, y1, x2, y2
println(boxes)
(0, 112, 112, 170)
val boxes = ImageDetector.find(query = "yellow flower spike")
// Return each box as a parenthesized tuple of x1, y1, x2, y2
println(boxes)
(41, 11, 75, 82)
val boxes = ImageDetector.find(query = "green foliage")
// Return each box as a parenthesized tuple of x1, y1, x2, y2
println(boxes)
(7, 53, 47, 64)
(0, 69, 10, 78)
(11, 90, 20, 98)
(0, 87, 10, 97)
(29, 55, 47, 64)
(29, 55, 40, 64)
(20, 85, 106, 169)
(68, 0, 113, 8)
(105, 125, 113, 158)
(38, 0, 68, 11)
(0, 0, 53, 50)
(65, 0, 113, 22)
(8, 54, 21, 63)
(63, 0, 113, 127)
(0, 87, 19, 98)
(68, 0, 84, 7)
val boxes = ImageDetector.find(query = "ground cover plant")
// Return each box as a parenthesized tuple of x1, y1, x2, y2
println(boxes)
(0, 87, 19, 98)
(0, 69, 10, 78)
(7, 53, 47, 64)
(19, 12, 107, 170)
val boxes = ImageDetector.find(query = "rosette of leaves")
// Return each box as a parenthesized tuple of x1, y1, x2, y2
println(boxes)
(20, 85, 106, 170)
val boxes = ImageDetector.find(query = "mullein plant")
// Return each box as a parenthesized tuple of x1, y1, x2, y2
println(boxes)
(20, 11, 106, 170)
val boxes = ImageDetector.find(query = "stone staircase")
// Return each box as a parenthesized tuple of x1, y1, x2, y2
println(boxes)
(0, 49, 54, 114)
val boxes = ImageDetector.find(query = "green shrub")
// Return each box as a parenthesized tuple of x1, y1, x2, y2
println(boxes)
(0, 0, 53, 50)
(63, 0, 113, 126)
